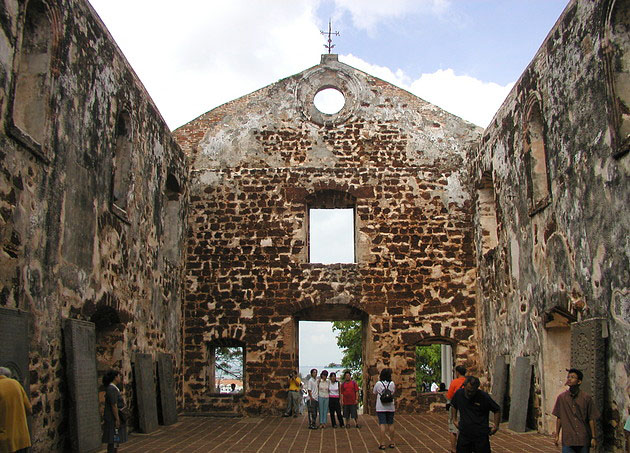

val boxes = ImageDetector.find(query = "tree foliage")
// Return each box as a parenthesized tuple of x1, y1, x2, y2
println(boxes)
(332, 320, 362, 385)
(215, 346, 243, 382)
(415, 344, 441, 392)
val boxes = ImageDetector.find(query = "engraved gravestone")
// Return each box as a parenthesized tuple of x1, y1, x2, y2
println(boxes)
(0, 308, 29, 387)
(63, 318, 101, 452)
(508, 356, 532, 433)
(490, 355, 507, 411)
(571, 317, 605, 442)
(134, 353, 159, 433)
(157, 352, 178, 425)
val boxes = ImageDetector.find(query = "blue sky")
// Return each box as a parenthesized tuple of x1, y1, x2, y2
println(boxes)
(88, 0, 569, 366)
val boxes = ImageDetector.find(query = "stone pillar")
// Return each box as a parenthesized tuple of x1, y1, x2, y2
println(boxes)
(441, 344, 453, 388)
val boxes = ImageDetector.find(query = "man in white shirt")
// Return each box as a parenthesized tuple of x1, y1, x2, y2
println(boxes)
(306, 369, 319, 429)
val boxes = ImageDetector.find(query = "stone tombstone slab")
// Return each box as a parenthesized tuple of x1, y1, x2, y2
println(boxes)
(490, 355, 508, 411)
(508, 356, 532, 433)
(570, 318, 605, 418)
(63, 318, 101, 452)
(0, 308, 29, 387)
(157, 352, 178, 425)
(134, 353, 159, 433)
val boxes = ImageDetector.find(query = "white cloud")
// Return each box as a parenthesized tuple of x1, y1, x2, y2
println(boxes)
(332, 0, 450, 32)
(340, 54, 513, 127)
(299, 322, 343, 366)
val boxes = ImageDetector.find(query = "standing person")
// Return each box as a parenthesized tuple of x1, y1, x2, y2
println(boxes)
(446, 365, 467, 453)
(318, 370, 330, 428)
(552, 368, 599, 452)
(341, 370, 360, 428)
(328, 372, 344, 428)
(373, 367, 396, 450)
(306, 369, 319, 429)
(451, 375, 500, 453)
(0, 367, 31, 453)
(283, 370, 301, 417)
(102, 369, 127, 453)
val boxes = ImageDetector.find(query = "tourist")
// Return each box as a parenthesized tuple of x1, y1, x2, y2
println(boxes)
(283, 370, 301, 417)
(0, 367, 31, 453)
(439, 382, 447, 392)
(317, 370, 330, 428)
(431, 381, 439, 392)
(552, 368, 599, 452)
(306, 368, 319, 429)
(328, 372, 344, 428)
(341, 370, 360, 428)
(374, 367, 396, 450)
(450, 375, 500, 453)
(102, 369, 127, 453)
(446, 365, 467, 453)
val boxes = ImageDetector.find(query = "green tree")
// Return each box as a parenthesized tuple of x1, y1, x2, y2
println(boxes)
(215, 346, 243, 384)
(415, 344, 441, 392)
(332, 320, 362, 385)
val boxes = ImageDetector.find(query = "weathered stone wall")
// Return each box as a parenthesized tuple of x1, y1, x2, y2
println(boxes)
(175, 55, 482, 415)
(0, 0, 187, 450)
(472, 0, 629, 448)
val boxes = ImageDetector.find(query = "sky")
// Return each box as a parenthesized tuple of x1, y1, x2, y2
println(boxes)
(87, 0, 569, 366)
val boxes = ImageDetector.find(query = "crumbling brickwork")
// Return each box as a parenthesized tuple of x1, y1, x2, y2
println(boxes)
(0, 0, 187, 450)
(472, 0, 630, 447)
(174, 55, 482, 415)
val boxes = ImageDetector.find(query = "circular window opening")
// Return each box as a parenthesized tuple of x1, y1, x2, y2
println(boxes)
(314, 88, 345, 115)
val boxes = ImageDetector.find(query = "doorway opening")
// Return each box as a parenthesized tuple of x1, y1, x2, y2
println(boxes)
(295, 304, 367, 406)
(415, 341, 453, 394)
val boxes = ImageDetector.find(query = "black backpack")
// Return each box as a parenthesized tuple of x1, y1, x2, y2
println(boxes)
(379, 381, 393, 403)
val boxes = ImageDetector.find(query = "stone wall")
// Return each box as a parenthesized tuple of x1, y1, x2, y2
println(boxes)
(0, 0, 187, 450)
(175, 55, 482, 415)
(472, 0, 629, 448)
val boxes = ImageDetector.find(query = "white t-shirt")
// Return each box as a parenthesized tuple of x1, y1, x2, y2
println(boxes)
(431, 382, 439, 392)
(306, 378, 319, 400)
(318, 379, 330, 398)
(373, 380, 395, 412)
(329, 381, 340, 397)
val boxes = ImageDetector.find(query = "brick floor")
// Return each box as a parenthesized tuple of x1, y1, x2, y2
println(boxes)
(115, 413, 559, 453)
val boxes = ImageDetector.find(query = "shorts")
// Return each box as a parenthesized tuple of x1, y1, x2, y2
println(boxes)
(343, 404, 358, 419)
(376, 411, 394, 425)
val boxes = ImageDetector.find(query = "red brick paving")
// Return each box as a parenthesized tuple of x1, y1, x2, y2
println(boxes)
(115, 413, 559, 453)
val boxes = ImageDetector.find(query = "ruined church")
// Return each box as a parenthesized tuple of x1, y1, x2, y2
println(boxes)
(0, 0, 628, 451)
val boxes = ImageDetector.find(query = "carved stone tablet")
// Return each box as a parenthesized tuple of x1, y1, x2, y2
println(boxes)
(63, 318, 101, 452)
(157, 352, 178, 425)
(571, 318, 605, 417)
(508, 356, 532, 433)
(490, 355, 507, 411)
(0, 308, 29, 387)
(134, 353, 159, 433)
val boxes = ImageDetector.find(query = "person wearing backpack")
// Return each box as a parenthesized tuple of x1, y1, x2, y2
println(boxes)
(373, 367, 396, 450)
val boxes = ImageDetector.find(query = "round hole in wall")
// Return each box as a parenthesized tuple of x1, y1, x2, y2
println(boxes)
(313, 87, 345, 115)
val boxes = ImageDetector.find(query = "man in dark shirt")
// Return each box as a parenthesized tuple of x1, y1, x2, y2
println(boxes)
(450, 375, 501, 453)
(552, 368, 599, 452)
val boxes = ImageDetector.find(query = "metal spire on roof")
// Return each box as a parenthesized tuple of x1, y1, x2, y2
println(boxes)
(320, 19, 340, 54)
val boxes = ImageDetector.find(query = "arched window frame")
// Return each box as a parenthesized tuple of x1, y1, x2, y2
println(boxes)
(7, 0, 60, 162)
(476, 170, 499, 256)
(602, 0, 630, 157)
(523, 94, 551, 216)
(111, 110, 133, 220)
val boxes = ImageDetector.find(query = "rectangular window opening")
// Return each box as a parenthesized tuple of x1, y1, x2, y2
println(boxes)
(309, 208, 355, 264)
